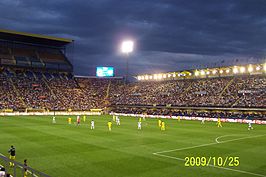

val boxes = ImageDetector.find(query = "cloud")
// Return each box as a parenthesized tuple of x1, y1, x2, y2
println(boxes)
(0, 0, 265, 76)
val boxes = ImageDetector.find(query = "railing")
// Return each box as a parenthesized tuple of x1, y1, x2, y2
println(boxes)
(0, 154, 51, 177)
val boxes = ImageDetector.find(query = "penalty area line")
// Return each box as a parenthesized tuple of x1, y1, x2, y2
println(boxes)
(154, 134, 266, 154)
(153, 153, 266, 177)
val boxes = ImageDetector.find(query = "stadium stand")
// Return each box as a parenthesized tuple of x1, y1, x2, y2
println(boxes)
(0, 29, 265, 120)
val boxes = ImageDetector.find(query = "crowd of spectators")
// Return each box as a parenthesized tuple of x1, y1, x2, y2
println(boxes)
(108, 76, 266, 108)
(0, 67, 265, 115)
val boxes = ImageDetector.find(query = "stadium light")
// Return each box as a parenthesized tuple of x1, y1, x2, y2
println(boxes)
(154, 74, 158, 80)
(173, 73, 176, 77)
(226, 69, 230, 73)
(121, 40, 134, 83)
(219, 70, 224, 74)
(256, 66, 261, 71)
(158, 74, 162, 79)
(206, 71, 210, 75)
(248, 65, 253, 73)
(163, 74, 167, 79)
(200, 70, 205, 75)
(233, 67, 239, 74)
(212, 70, 217, 75)
(240, 66, 246, 73)
(195, 71, 199, 76)
(145, 75, 149, 80)
(168, 73, 171, 78)
(264, 63, 266, 72)
(149, 75, 153, 79)
(137, 76, 141, 80)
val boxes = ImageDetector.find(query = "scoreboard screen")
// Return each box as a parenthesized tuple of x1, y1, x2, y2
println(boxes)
(96, 67, 114, 77)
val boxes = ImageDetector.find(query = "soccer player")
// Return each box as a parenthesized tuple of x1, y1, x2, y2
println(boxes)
(217, 118, 222, 127)
(91, 120, 95, 130)
(68, 117, 72, 124)
(8, 145, 15, 167)
(23, 159, 28, 177)
(178, 116, 181, 122)
(139, 117, 142, 122)
(112, 115, 116, 121)
(158, 119, 162, 128)
(77, 115, 80, 126)
(52, 116, 56, 124)
(201, 118, 205, 124)
(248, 122, 253, 130)
(116, 117, 121, 126)
(83, 115, 86, 122)
(108, 121, 112, 131)
(161, 121, 165, 131)
(137, 121, 142, 130)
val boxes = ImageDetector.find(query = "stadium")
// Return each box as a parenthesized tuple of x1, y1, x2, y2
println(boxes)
(0, 1, 266, 177)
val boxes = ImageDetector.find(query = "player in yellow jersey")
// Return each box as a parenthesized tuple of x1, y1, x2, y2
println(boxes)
(161, 121, 165, 131)
(217, 118, 222, 127)
(108, 121, 112, 131)
(8, 145, 15, 167)
(139, 117, 142, 122)
(68, 117, 72, 124)
(158, 119, 162, 128)
(83, 115, 86, 122)
(178, 116, 181, 122)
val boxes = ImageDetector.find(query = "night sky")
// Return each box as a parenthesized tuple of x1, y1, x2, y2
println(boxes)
(1, 0, 266, 76)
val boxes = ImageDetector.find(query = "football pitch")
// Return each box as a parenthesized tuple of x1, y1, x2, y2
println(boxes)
(0, 115, 266, 177)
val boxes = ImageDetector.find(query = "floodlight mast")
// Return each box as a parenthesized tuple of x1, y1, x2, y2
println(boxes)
(121, 40, 134, 83)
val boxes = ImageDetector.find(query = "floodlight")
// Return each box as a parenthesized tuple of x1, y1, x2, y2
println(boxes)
(248, 65, 253, 72)
(256, 66, 260, 71)
(163, 74, 167, 78)
(149, 75, 153, 79)
(195, 71, 199, 76)
(206, 71, 210, 75)
(226, 69, 230, 73)
(168, 74, 171, 78)
(200, 70, 205, 75)
(240, 67, 246, 73)
(212, 70, 217, 74)
(264, 63, 266, 71)
(145, 75, 149, 80)
(219, 70, 224, 74)
(158, 74, 162, 79)
(121, 40, 134, 54)
(173, 73, 176, 77)
(233, 67, 238, 74)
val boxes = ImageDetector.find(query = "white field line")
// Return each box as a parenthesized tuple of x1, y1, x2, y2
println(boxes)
(153, 153, 266, 177)
(153, 134, 266, 177)
(154, 134, 265, 154)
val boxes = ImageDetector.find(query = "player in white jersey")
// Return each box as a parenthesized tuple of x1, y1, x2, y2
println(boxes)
(116, 117, 120, 125)
(201, 118, 205, 124)
(137, 121, 142, 130)
(77, 115, 81, 126)
(52, 116, 56, 124)
(248, 122, 253, 130)
(91, 120, 95, 130)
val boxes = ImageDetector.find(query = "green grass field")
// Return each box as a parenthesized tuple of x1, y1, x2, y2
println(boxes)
(0, 115, 266, 177)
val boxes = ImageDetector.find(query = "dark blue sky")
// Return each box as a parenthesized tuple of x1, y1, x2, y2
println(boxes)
(1, 0, 266, 76)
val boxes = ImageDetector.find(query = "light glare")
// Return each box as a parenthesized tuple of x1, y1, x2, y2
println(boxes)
(121, 40, 134, 53)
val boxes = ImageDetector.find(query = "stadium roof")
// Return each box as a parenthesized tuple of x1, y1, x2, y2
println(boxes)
(0, 29, 73, 47)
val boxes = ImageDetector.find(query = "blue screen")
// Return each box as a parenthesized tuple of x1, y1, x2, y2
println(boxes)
(96, 67, 114, 77)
